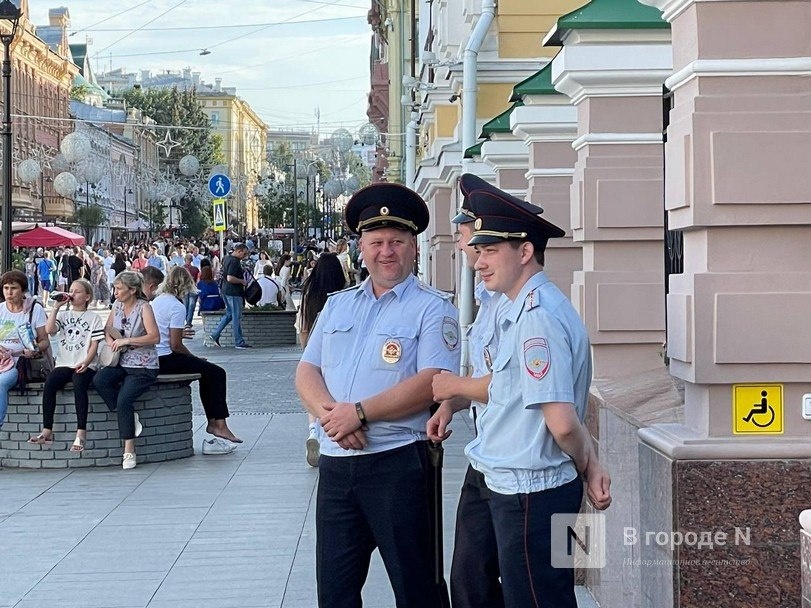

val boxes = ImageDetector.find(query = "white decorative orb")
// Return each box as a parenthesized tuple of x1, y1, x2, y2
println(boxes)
(79, 160, 106, 184)
(50, 153, 70, 173)
(17, 159, 42, 184)
(345, 176, 360, 192)
(178, 154, 200, 177)
(209, 164, 228, 179)
(60, 132, 92, 164)
(53, 172, 79, 197)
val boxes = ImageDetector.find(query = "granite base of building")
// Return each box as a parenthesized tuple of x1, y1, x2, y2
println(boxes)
(0, 374, 199, 468)
(201, 310, 297, 347)
(637, 429, 811, 608)
(584, 367, 810, 607)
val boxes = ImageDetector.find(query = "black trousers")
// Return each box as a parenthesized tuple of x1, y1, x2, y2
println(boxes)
(158, 352, 229, 420)
(316, 442, 443, 608)
(450, 465, 504, 608)
(42, 366, 96, 430)
(489, 477, 584, 608)
(93, 367, 158, 439)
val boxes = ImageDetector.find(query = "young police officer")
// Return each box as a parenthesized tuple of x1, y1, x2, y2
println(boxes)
(428, 173, 508, 608)
(296, 183, 461, 608)
(458, 182, 611, 608)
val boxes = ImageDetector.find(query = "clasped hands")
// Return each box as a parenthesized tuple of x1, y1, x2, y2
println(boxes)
(320, 401, 367, 450)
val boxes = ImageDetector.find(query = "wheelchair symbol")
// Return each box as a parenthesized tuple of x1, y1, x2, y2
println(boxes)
(742, 391, 775, 428)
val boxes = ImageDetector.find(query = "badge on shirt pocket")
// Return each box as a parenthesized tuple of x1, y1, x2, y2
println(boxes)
(382, 339, 402, 363)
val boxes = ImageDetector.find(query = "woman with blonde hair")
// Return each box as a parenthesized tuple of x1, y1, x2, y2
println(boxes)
(28, 279, 104, 450)
(152, 266, 241, 449)
(92, 271, 160, 470)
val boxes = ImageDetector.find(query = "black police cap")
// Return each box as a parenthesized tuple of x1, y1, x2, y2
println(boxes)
(452, 173, 491, 224)
(454, 172, 547, 225)
(466, 186, 564, 251)
(344, 183, 429, 235)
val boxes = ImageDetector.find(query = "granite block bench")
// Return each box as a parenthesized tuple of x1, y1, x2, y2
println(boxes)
(0, 374, 201, 469)
(201, 309, 297, 347)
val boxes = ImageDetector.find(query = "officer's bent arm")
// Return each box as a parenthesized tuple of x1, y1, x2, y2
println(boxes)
(362, 368, 441, 422)
(456, 374, 491, 404)
(541, 402, 592, 474)
(296, 361, 336, 418)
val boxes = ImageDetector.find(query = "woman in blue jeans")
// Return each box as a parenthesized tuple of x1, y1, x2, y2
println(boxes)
(92, 271, 160, 470)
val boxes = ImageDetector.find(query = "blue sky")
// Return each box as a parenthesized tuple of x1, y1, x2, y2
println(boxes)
(29, 0, 373, 135)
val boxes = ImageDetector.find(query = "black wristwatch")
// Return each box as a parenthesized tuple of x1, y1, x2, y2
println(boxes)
(355, 401, 369, 429)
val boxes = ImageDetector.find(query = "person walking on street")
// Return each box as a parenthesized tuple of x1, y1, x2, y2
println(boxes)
(439, 182, 611, 608)
(207, 243, 251, 349)
(296, 183, 461, 608)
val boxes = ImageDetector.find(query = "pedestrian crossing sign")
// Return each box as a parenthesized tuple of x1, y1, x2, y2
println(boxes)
(212, 198, 226, 232)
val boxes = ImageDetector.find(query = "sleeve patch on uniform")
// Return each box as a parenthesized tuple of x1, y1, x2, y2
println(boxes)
(442, 316, 460, 350)
(524, 337, 550, 380)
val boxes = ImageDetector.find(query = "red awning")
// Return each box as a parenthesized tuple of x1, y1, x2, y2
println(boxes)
(12, 226, 86, 248)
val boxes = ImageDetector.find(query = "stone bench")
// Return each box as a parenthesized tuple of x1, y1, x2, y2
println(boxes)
(0, 374, 201, 469)
(201, 309, 297, 347)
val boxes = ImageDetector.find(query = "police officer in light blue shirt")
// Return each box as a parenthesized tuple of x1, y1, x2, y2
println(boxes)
(462, 183, 612, 608)
(296, 182, 461, 608)
(428, 173, 511, 608)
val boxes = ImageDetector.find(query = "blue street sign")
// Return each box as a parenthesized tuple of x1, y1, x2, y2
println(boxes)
(208, 174, 231, 197)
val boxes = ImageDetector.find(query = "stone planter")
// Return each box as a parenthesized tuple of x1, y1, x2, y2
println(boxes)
(201, 309, 297, 347)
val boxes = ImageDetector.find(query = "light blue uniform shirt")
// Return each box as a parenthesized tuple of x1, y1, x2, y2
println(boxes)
(302, 273, 461, 457)
(465, 271, 592, 495)
(467, 282, 509, 422)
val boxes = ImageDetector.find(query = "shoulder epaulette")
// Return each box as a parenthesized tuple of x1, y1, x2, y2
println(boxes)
(524, 288, 540, 312)
(417, 281, 454, 301)
(327, 285, 360, 298)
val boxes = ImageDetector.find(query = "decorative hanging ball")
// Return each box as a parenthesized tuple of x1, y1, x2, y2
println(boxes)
(60, 132, 92, 164)
(53, 171, 79, 197)
(17, 159, 42, 184)
(178, 154, 200, 177)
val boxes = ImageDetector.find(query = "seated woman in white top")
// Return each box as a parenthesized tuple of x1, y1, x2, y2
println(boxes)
(151, 266, 241, 448)
(28, 279, 104, 451)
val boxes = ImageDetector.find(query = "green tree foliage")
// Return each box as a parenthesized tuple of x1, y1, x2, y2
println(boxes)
(73, 205, 107, 243)
(120, 87, 224, 238)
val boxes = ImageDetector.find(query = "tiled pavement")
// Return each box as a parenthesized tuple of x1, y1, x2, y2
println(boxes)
(1, 320, 599, 607)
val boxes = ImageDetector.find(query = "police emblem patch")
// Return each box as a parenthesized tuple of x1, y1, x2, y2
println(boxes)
(382, 339, 402, 363)
(523, 337, 550, 380)
(442, 316, 459, 350)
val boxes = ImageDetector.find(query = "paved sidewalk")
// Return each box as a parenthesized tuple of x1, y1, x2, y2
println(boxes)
(1, 328, 598, 607)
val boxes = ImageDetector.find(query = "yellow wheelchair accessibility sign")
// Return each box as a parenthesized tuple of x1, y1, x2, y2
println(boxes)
(733, 384, 783, 434)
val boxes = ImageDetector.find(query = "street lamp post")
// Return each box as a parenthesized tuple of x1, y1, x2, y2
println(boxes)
(291, 159, 298, 255)
(0, 0, 21, 271)
(123, 188, 132, 232)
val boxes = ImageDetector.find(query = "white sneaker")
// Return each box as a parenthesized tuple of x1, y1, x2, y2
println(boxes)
(306, 433, 320, 467)
(133, 412, 143, 438)
(202, 437, 237, 455)
(122, 452, 136, 470)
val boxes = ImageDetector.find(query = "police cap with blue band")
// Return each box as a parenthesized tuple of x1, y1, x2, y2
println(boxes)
(466, 185, 564, 251)
(345, 183, 430, 235)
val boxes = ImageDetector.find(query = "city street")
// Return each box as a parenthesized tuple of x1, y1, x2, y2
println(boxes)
(0, 316, 596, 607)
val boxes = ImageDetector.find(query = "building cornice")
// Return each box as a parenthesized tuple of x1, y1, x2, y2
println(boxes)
(551, 43, 672, 105)
(510, 104, 577, 144)
(572, 132, 662, 152)
(666, 57, 811, 92)
(481, 139, 529, 171)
